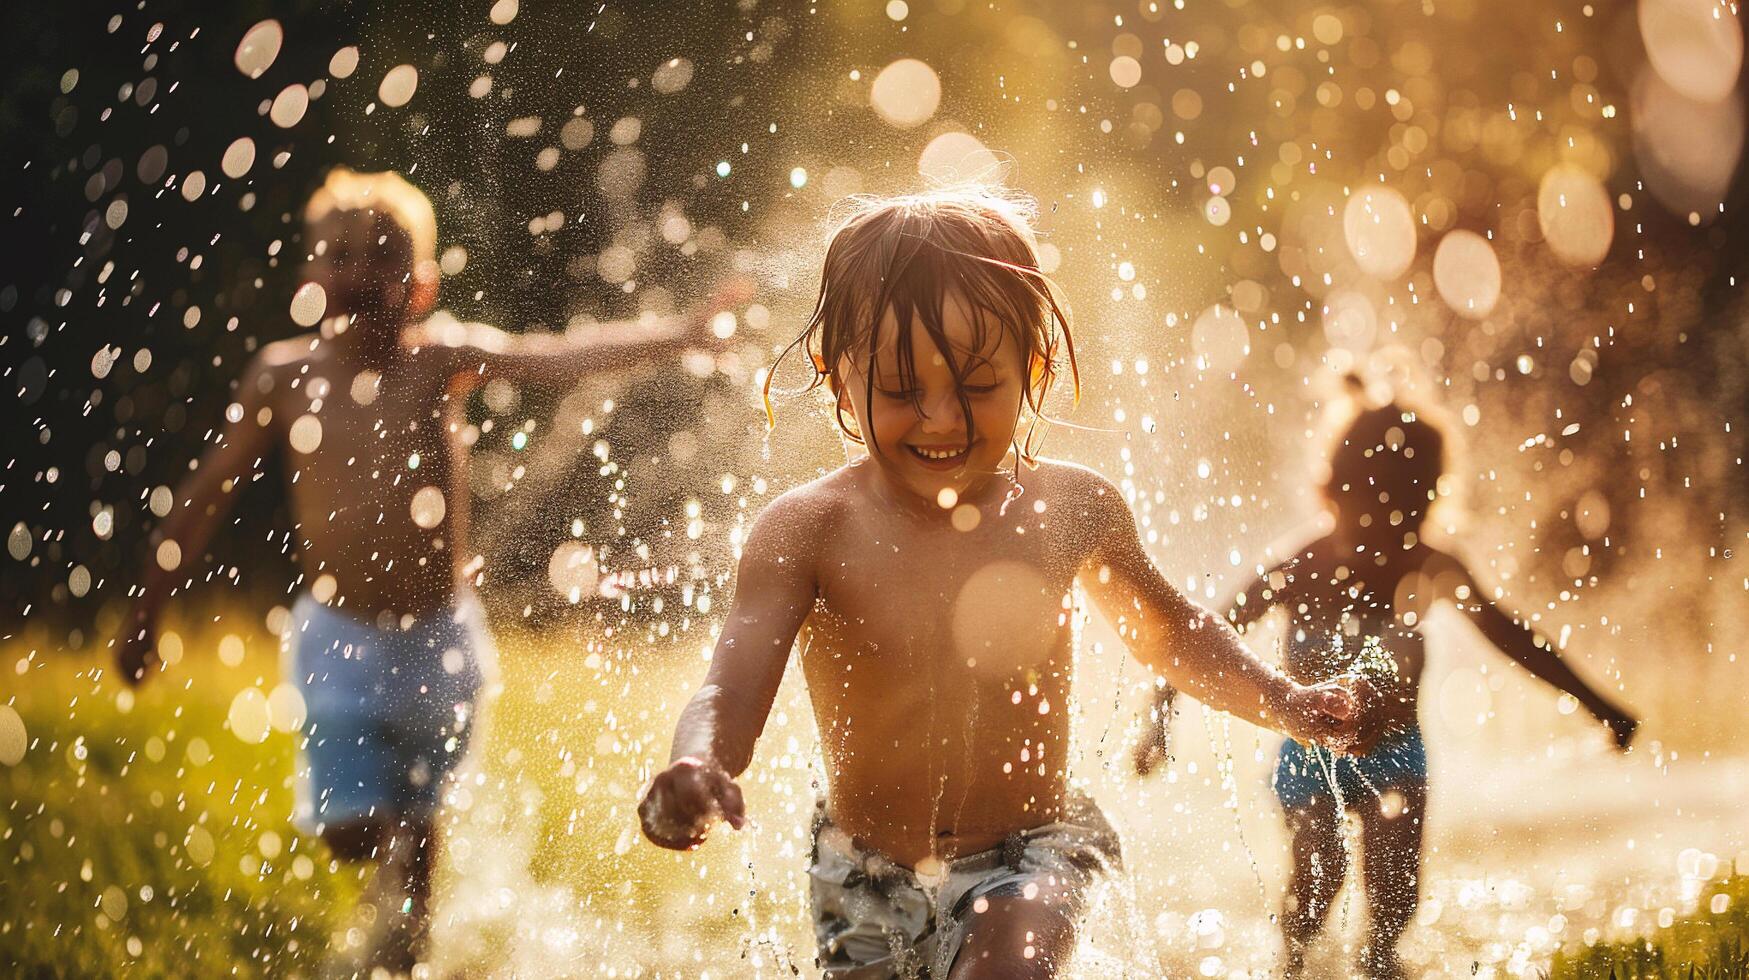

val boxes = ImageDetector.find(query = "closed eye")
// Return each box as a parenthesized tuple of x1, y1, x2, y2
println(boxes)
(876, 387, 919, 400)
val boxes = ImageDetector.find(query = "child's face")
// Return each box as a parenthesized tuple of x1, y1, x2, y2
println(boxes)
(1328, 477, 1432, 552)
(302, 209, 418, 320)
(836, 291, 1029, 502)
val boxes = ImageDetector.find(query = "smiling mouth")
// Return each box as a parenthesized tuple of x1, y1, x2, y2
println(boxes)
(906, 443, 970, 468)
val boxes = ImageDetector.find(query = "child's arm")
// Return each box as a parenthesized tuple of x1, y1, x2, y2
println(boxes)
(638, 491, 821, 850)
(429, 281, 750, 387)
(1443, 552, 1638, 748)
(1134, 567, 1278, 774)
(113, 356, 277, 684)
(1078, 476, 1354, 745)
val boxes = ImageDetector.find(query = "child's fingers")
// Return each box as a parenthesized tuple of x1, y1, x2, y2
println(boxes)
(716, 777, 747, 831)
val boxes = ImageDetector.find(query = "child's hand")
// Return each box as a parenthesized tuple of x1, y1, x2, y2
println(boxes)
(638, 756, 747, 850)
(681, 278, 756, 351)
(112, 605, 158, 687)
(1283, 680, 1358, 750)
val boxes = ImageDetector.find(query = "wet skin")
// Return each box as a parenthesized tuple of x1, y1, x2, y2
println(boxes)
(115, 208, 725, 673)
(641, 294, 1360, 868)
(1139, 515, 1637, 979)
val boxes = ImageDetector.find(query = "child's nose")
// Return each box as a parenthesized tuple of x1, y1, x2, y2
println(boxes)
(916, 391, 964, 434)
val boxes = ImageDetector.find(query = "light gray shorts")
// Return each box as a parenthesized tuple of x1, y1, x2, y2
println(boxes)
(808, 796, 1122, 979)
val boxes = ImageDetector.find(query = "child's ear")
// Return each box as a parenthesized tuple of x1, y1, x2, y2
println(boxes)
(815, 353, 842, 396)
(1028, 352, 1049, 392)
(407, 259, 440, 319)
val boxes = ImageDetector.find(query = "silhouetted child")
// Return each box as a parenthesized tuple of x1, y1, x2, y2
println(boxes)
(115, 167, 730, 972)
(1134, 380, 1637, 978)
(637, 188, 1362, 979)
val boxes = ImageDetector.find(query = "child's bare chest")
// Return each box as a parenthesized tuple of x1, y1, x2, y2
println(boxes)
(272, 367, 449, 468)
(809, 506, 1086, 662)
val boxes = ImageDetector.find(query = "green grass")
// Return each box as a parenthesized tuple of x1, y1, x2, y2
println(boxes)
(0, 612, 820, 977)
(1548, 876, 1749, 979)
(1, 623, 362, 975)
(6, 611, 1747, 977)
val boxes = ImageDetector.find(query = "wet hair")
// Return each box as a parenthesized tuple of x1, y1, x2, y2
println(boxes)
(303, 167, 437, 269)
(769, 186, 1077, 464)
(1326, 374, 1448, 530)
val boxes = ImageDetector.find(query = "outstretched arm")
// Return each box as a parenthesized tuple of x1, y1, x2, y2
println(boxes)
(1448, 555, 1637, 748)
(426, 281, 750, 387)
(1077, 474, 1352, 745)
(1134, 566, 1278, 773)
(114, 356, 277, 684)
(639, 491, 820, 849)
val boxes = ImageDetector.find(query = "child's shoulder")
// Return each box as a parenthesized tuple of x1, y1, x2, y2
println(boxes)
(748, 468, 856, 539)
(1024, 457, 1125, 511)
(255, 335, 320, 371)
(242, 336, 323, 393)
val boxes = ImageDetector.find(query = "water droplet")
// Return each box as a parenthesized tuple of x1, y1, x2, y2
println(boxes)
(378, 64, 419, 108)
(289, 281, 326, 326)
(1110, 55, 1142, 88)
(234, 20, 283, 79)
(221, 137, 256, 179)
(410, 485, 447, 529)
(870, 59, 940, 129)
(1343, 186, 1416, 280)
(0, 704, 27, 766)
(288, 414, 323, 454)
(269, 83, 309, 128)
(329, 45, 360, 79)
(1538, 165, 1614, 267)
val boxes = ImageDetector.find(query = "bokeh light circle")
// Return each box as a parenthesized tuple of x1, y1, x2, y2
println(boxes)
(1537, 165, 1615, 267)
(1638, 0, 1744, 104)
(1342, 186, 1416, 280)
(950, 561, 1055, 670)
(289, 282, 326, 326)
(1631, 68, 1744, 221)
(378, 64, 420, 108)
(288, 415, 323, 454)
(227, 688, 272, 745)
(220, 137, 256, 179)
(269, 84, 309, 128)
(1322, 289, 1378, 352)
(1432, 230, 1502, 319)
(1109, 55, 1142, 88)
(870, 58, 941, 129)
(0, 704, 25, 766)
(328, 45, 359, 79)
(918, 131, 1000, 183)
(410, 486, 448, 529)
(1190, 304, 1249, 373)
(234, 20, 283, 79)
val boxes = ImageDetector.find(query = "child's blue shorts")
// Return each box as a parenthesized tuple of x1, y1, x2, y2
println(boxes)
(1273, 724, 1426, 811)
(284, 594, 496, 834)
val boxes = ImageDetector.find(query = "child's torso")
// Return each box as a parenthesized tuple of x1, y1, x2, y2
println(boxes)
(264, 342, 465, 620)
(1271, 538, 1458, 724)
(796, 464, 1101, 866)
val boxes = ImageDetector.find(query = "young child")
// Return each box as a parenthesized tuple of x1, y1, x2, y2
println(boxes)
(114, 167, 729, 971)
(637, 188, 1362, 979)
(1134, 381, 1639, 979)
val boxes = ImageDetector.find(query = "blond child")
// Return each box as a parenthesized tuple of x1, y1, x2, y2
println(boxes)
(116, 168, 728, 970)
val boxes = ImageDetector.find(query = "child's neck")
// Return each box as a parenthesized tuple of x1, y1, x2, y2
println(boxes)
(324, 310, 411, 363)
(861, 454, 1021, 519)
